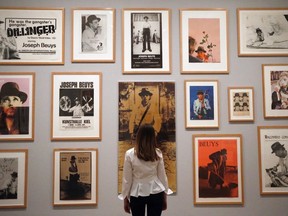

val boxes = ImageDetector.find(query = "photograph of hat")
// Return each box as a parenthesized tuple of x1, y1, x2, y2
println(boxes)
(86, 15, 101, 25)
(138, 88, 153, 96)
(271, 141, 285, 154)
(195, 46, 206, 53)
(0, 82, 28, 103)
(197, 90, 204, 95)
(143, 16, 149, 20)
(70, 155, 77, 160)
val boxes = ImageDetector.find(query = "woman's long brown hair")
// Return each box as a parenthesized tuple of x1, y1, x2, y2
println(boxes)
(135, 124, 159, 161)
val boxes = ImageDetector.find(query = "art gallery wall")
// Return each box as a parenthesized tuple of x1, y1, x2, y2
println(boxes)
(0, 0, 288, 215)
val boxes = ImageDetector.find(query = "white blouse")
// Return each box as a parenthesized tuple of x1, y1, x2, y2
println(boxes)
(119, 147, 172, 200)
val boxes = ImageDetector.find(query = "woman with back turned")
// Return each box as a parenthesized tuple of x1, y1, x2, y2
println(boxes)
(119, 124, 171, 216)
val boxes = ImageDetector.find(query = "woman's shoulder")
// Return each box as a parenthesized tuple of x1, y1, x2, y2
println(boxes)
(156, 148, 163, 157)
(125, 147, 135, 155)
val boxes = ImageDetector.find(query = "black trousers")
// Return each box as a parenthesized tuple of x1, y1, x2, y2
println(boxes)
(130, 192, 164, 216)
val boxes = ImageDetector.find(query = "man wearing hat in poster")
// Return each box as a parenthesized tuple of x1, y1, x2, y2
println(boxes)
(129, 87, 161, 140)
(142, 16, 152, 52)
(0, 82, 29, 134)
(271, 142, 288, 180)
(193, 90, 211, 120)
(0, 172, 18, 199)
(195, 46, 208, 62)
(82, 14, 103, 52)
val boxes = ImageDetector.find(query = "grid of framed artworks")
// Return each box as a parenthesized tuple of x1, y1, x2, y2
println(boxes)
(0, 6, 287, 209)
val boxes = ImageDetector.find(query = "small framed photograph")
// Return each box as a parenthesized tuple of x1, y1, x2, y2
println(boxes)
(193, 134, 243, 205)
(228, 87, 254, 122)
(0, 149, 28, 208)
(237, 8, 288, 56)
(262, 64, 288, 118)
(0, 72, 35, 141)
(122, 8, 171, 74)
(51, 72, 102, 141)
(72, 8, 115, 63)
(185, 80, 219, 128)
(180, 8, 229, 74)
(118, 81, 177, 193)
(0, 8, 64, 64)
(53, 148, 98, 206)
(258, 126, 288, 194)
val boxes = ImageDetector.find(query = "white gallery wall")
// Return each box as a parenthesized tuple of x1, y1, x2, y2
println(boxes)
(0, 0, 288, 215)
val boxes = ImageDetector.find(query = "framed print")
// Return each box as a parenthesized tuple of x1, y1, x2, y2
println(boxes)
(0, 8, 64, 64)
(262, 64, 288, 118)
(185, 80, 219, 128)
(258, 126, 288, 194)
(0, 73, 35, 141)
(237, 8, 288, 56)
(228, 87, 254, 122)
(193, 134, 243, 205)
(53, 148, 98, 206)
(180, 8, 229, 74)
(72, 8, 115, 63)
(51, 72, 102, 141)
(118, 81, 176, 193)
(122, 8, 171, 74)
(0, 149, 28, 208)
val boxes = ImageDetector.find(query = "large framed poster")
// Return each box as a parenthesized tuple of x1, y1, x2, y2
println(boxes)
(118, 81, 176, 193)
(185, 80, 219, 128)
(180, 8, 229, 74)
(193, 134, 243, 205)
(0, 149, 28, 209)
(51, 72, 102, 141)
(72, 8, 115, 63)
(0, 72, 35, 141)
(258, 126, 288, 195)
(122, 8, 171, 74)
(53, 148, 98, 206)
(262, 64, 288, 118)
(237, 8, 288, 56)
(0, 8, 64, 64)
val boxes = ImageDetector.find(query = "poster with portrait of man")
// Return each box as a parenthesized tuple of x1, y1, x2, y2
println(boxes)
(0, 73, 34, 141)
(118, 81, 176, 193)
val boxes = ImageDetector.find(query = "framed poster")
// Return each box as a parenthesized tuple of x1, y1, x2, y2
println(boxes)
(185, 80, 219, 128)
(0, 8, 64, 64)
(51, 72, 102, 141)
(228, 87, 254, 122)
(237, 8, 288, 56)
(180, 8, 229, 74)
(0, 149, 28, 208)
(72, 8, 115, 63)
(53, 148, 98, 206)
(0, 72, 35, 141)
(262, 64, 288, 118)
(118, 81, 176, 193)
(258, 126, 288, 194)
(193, 134, 243, 205)
(122, 8, 171, 74)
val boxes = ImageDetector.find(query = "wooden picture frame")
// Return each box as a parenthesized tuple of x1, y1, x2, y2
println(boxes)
(0, 72, 35, 141)
(185, 80, 219, 128)
(262, 64, 288, 118)
(237, 8, 288, 56)
(118, 81, 177, 193)
(53, 148, 98, 206)
(180, 8, 229, 74)
(0, 149, 28, 208)
(51, 72, 102, 141)
(193, 134, 243, 205)
(0, 7, 64, 64)
(122, 8, 171, 74)
(228, 87, 254, 122)
(258, 126, 288, 195)
(72, 8, 115, 63)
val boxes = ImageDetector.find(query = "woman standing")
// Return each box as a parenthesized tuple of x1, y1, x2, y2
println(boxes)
(119, 124, 171, 216)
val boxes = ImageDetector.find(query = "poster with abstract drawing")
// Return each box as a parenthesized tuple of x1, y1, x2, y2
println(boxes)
(180, 9, 228, 73)
(193, 135, 243, 205)
(237, 8, 288, 56)
(118, 81, 176, 193)
(228, 87, 254, 122)
(258, 126, 288, 194)
(262, 64, 288, 118)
